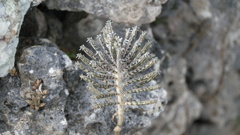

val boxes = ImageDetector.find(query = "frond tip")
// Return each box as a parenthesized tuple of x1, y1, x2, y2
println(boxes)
(76, 20, 166, 135)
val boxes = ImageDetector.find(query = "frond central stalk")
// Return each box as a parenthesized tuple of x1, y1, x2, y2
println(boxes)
(114, 47, 125, 135)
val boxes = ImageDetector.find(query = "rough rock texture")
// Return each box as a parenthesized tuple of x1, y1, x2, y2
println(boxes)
(0, 0, 43, 77)
(148, 0, 240, 135)
(0, 40, 72, 134)
(44, 0, 168, 25)
(1, 0, 240, 135)
(136, 58, 202, 135)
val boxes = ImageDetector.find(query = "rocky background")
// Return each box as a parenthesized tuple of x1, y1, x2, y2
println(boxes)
(0, 0, 240, 135)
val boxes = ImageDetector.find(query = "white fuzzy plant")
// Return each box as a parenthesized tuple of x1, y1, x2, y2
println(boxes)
(76, 20, 165, 135)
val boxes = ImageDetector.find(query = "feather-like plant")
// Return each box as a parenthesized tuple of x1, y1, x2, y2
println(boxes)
(76, 20, 165, 135)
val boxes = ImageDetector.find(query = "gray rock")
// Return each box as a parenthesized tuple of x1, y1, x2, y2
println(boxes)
(0, 75, 25, 134)
(150, 0, 240, 134)
(0, 0, 43, 77)
(0, 39, 72, 135)
(138, 58, 202, 135)
(31, 0, 43, 6)
(183, 0, 240, 128)
(44, 0, 168, 25)
(17, 40, 72, 134)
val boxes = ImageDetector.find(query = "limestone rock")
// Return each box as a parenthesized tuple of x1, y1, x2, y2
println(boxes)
(138, 58, 202, 135)
(44, 0, 168, 25)
(0, 0, 43, 77)
(0, 39, 72, 134)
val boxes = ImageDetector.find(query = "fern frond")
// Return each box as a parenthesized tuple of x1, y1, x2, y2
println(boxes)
(76, 20, 165, 135)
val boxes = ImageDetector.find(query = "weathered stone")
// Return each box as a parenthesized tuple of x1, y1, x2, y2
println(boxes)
(44, 0, 168, 25)
(137, 58, 202, 135)
(0, 39, 72, 134)
(149, 0, 240, 134)
(0, 0, 43, 77)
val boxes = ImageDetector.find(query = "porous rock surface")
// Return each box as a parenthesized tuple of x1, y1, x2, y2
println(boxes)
(137, 58, 202, 135)
(0, 0, 43, 77)
(44, 0, 168, 25)
(0, 40, 71, 134)
(147, 0, 240, 135)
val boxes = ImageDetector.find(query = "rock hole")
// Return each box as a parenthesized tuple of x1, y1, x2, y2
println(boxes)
(168, 81, 174, 86)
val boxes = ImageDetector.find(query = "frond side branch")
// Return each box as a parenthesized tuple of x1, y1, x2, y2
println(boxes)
(91, 60, 115, 73)
(102, 20, 115, 45)
(76, 62, 92, 73)
(87, 84, 102, 95)
(101, 22, 117, 63)
(96, 51, 116, 70)
(79, 44, 115, 72)
(128, 57, 158, 77)
(126, 84, 161, 94)
(94, 102, 120, 109)
(133, 40, 152, 60)
(123, 26, 138, 57)
(93, 83, 115, 89)
(127, 52, 151, 70)
(80, 74, 98, 84)
(87, 72, 115, 80)
(80, 75, 114, 88)
(125, 31, 147, 63)
(79, 45, 97, 60)
(124, 100, 157, 106)
(76, 55, 111, 74)
(126, 71, 159, 85)
(87, 37, 100, 52)
(92, 92, 119, 99)
(122, 28, 131, 46)
(87, 84, 109, 94)
(97, 34, 116, 65)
